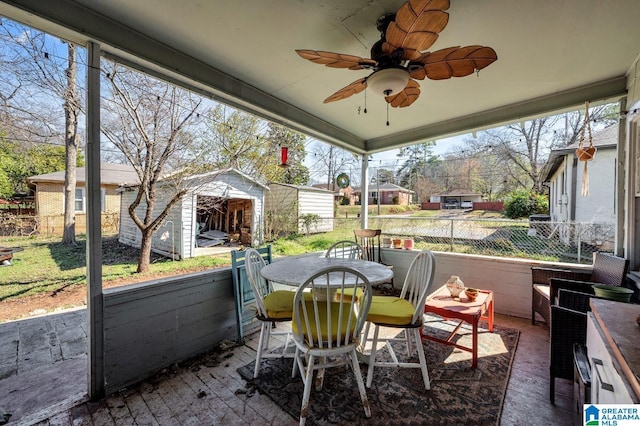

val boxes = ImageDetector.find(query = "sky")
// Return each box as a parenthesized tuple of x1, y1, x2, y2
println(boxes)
(304, 133, 471, 185)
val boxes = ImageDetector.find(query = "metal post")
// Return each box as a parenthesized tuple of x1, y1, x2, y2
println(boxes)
(576, 222, 581, 263)
(450, 219, 454, 251)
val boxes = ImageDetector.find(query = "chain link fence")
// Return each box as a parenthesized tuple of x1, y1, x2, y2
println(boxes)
(305, 216, 615, 265)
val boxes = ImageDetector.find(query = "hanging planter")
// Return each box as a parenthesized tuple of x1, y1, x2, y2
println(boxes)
(576, 101, 596, 196)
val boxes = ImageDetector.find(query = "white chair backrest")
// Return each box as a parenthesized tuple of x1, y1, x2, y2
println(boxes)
(245, 248, 270, 318)
(400, 250, 437, 324)
(325, 240, 363, 260)
(293, 266, 372, 350)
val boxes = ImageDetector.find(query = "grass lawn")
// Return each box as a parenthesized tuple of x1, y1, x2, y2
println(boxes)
(0, 235, 230, 302)
(0, 208, 511, 304)
(0, 230, 358, 303)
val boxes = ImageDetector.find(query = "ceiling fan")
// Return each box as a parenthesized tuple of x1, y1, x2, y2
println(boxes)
(296, 0, 497, 109)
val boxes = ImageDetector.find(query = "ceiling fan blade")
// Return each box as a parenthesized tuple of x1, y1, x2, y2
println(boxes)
(324, 78, 367, 103)
(383, 0, 450, 60)
(385, 79, 421, 108)
(296, 50, 376, 70)
(409, 45, 498, 80)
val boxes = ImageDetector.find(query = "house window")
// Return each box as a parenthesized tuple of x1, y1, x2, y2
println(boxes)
(71, 188, 105, 212)
(75, 188, 85, 212)
(370, 191, 379, 198)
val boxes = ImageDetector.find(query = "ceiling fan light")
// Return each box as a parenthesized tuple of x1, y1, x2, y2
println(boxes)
(366, 68, 409, 97)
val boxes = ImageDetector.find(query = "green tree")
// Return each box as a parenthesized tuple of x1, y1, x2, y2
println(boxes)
(503, 188, 548, 219)
(0, 138, 76, 198)
(197, 108, 308, 184)
(262, 123, 308, 185)
(396, 142, 436, 192)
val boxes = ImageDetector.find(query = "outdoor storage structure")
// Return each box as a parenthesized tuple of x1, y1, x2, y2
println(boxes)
(118, 168, 267, 259)
(265, 183, 334, 234)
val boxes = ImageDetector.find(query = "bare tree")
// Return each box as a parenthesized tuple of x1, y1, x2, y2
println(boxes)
(308, 143, 358, 188)
(0, 19, 84, 243)
(447, 104, 619, 195)
(62, 44, 79, 244)
(101, 63, 203, 273)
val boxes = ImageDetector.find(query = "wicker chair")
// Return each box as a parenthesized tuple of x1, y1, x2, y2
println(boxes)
(531, 252, 629, 326)
(549, 289, 608, 403)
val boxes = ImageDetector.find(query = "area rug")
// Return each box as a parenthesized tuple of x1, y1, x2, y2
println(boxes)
(237, 317, 520, 425)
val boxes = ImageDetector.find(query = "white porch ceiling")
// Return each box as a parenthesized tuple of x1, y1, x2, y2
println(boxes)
(1, 0, 639, 155)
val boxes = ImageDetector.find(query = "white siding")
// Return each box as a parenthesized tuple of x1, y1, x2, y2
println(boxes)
(298, 189, 334, 233)
(118, 188, 182, 258)
(574, 149, 617, 224)
(118, 169, 266, 258)
(548, 149, 617, 226)
(265, 184, 297, 213)
(265, 183, 334, 234)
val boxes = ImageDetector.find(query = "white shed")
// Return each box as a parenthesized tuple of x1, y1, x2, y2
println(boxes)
(265, 183, 334, 234)
(118, 168, 268, 259)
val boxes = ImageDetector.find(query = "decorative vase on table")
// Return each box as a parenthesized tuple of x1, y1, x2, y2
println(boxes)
(445, 275, 465, 300)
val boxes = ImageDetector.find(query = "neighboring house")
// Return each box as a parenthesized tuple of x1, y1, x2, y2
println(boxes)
(265, 183, 334, 234)
(353, 182, 414, 205)
(118, 168, 267, 259)
(311, 183, 356, 205)
(27, 163, 139, 236)
(541, 124, 619, 249)
(430, 189, 483, 209)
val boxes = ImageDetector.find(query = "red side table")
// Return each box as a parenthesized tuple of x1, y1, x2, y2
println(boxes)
(421, 285, 494, 368)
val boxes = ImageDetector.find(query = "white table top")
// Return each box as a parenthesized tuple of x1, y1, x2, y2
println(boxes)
(261, 256, 393, 287)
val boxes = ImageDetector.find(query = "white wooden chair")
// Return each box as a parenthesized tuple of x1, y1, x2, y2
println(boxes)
(362, 250, 436, 390)
(244, 248, 296, 378)
(325, 240, 363, 260)
(291, 265, 373, 426)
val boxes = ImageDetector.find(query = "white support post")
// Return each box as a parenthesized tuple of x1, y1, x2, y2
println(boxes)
(360, 156, 369, 228)
(86, 41, 104, 399)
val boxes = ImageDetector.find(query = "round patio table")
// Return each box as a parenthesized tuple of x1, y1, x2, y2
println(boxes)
(260, 255, 393, 287)
(260, 256, 393, 287)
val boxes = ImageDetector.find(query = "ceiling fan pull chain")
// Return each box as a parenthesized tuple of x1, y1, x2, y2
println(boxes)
(364, 88, 368, 114)
(386, 102, 390, 126)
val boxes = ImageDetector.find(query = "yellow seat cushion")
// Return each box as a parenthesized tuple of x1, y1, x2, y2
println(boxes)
(263, 290, 296, 319)
(365, 296, 415, 326)
(336, 287, 364, 302)
(292, 301, 358, 344)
